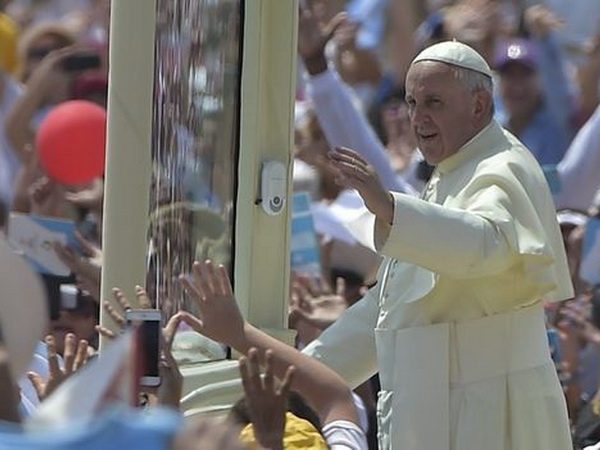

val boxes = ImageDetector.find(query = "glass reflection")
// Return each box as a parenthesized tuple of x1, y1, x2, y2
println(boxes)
(148, 0, 242, 363)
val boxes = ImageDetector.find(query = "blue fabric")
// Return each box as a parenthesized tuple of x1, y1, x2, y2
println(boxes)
(494, 33, 575, 166)
(346, 0, 389, 49)
(495, 97, 570, 166)
(510, 107, 570, 166)
(535, 34, 576, 144)
(0, 407, 182, 450)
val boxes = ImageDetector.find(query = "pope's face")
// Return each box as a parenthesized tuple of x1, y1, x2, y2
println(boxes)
(405, 62, 480, 165)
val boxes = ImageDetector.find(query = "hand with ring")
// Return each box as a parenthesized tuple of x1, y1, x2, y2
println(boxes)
(329, 146, 395, 225)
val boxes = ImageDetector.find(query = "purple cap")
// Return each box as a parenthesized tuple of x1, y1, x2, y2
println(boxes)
(494, 39, 539, 72)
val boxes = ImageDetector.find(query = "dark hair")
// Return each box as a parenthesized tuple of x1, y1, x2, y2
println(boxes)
(41, 274, 76, 321)
(330, 268, 364, 289)
(228, 391, 322, 433)
(367, 80, 406, 146)
(41, 274, 99, 321)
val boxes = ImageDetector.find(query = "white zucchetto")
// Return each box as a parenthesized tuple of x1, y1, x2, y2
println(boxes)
(412, 41, 492, 78)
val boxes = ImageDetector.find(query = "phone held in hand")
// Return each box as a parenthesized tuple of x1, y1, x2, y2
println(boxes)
(126, 309, 162, 387)
(62, 53, 102, 72)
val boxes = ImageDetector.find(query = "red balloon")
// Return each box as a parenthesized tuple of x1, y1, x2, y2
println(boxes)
(37, 100, 107, 185)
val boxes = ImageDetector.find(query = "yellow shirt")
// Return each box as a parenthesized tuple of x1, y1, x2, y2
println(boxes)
(0, 13, 19, 75)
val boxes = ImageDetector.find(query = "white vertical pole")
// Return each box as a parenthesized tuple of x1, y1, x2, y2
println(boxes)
(100, 0, 156, 342)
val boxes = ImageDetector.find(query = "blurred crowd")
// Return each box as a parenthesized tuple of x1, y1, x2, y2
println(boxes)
(2, 0, 600, 448)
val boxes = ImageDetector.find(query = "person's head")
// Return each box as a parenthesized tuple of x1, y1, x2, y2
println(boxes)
(49, 292, 99, 353)
(330, 268, 365, 306)
(229, 391, 321, 432)
(405, 41, 494, 165)
(495, 39, 542, 121)
(18, 23, 76, 82)
(42, 277, 99, 353)
(368, 84, 413, 147)
(229, 392, 325, 448)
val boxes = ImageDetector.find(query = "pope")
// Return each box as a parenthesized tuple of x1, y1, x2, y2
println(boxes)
(303, 40, 574, 450)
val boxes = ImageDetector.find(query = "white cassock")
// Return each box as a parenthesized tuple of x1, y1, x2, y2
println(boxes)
(303, 120, 574, 449)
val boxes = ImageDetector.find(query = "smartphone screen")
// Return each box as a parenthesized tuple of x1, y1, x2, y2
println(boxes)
(62, 53, 102, 72)
(126, 310, 161, 387)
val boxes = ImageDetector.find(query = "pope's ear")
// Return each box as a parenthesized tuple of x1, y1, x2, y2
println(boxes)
(472, 90, 493, 122)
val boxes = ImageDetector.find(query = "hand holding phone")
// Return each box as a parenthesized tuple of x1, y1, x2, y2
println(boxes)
(126, 309, 162, 387)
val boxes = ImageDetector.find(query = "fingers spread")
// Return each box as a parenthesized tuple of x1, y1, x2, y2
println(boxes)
(331, 146, 368, 166)
(103, 300, 126, 327)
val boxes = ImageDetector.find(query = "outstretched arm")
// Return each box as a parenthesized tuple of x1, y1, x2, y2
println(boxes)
(179, 260, 358, 426)
(556, 103, 600, 211)
(298, 3, 416, 195)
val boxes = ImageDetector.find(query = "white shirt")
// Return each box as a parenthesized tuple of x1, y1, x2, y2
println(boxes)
(323, 420, 368, 450)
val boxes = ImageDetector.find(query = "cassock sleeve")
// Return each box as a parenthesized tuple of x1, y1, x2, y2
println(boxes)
(375, 164, 573, 301)
(376, 190, 515, 279)
(302, 273, 381, 389)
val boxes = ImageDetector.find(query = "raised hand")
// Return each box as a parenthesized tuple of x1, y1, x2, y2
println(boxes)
(239, 348, 294, 450)
(329, 146, 394, 224)
(298, 2, 346, 74)
(28, 333, 89, 401)
(64, 178, 104, 214)
(525, 4, 565, 39)
(97, 287, 183, 409)
(290, 274, 348, 330)
(179, 260, 245, 347)
(96, 286, 153, 339)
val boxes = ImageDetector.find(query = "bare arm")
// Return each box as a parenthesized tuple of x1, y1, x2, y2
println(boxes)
(298, 3, 416, 195)
(575, 35, 600, 123)
(179, 261, 359, 426)
(5, 47, 78, 162)
(390, 0, 419, 83)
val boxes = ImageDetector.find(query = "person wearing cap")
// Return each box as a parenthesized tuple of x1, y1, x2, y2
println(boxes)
(494, 37, 572, 166)
(303, 39, 574, 449)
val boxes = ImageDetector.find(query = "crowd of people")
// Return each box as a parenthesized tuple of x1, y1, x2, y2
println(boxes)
(2, 0, 600, 448)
